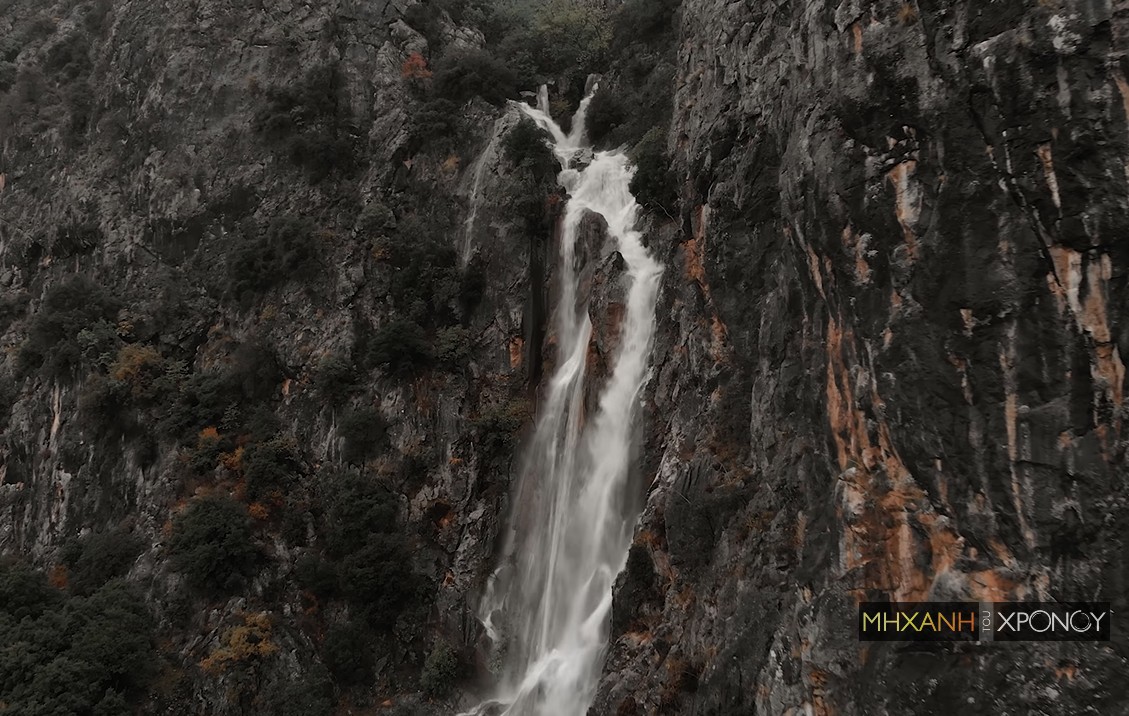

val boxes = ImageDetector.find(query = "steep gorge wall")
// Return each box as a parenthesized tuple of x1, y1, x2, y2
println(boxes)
(597, 1, 1129, 714)
(0, 0, 543, 712)
(5, 0, 1129, 714)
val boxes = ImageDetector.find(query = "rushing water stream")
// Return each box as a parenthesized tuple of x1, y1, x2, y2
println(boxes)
(465, 88, 664, 716)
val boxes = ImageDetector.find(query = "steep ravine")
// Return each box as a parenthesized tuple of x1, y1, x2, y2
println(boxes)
(2, 0, 1128, 715)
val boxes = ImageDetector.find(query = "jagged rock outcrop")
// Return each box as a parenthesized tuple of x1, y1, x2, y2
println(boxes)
(594, 1, 1129, 714)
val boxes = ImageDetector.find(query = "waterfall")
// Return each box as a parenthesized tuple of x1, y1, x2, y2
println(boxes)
(466, 87, 664, 716)
(462, 112, 515, 265)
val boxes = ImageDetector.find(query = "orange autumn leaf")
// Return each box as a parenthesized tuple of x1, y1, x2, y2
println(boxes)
(401, 52, 432, 80)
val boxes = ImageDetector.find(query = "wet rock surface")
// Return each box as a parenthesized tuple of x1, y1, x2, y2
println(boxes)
(593, 1, 1129, 714)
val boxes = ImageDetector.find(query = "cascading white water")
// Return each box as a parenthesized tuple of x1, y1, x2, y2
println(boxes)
(467, 87, 664, 716)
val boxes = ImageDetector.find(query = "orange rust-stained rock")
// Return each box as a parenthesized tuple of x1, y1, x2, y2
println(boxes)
(1054, 663, 1080, 682)
(1047, 246, 1126, 423)
(1036, 143, 1062, 210)
(886, 160, 921, 260)
(683, 205, 711, 290)
(509, 336, 524, 370)
(709, 315, 729, 362)
(967, 568, 1020, 601)
(827, 314, 971, 602)
(841, 225, 872, 285)
(805, 241, 826, 299)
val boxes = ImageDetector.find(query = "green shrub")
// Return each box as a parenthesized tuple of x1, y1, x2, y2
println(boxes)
(403, 0, 497, 48)
(167, 496, 257, 593)
(473, 399, 530, 469)
(316, 472, 421, 628)
(313, 352, 358, 405)
(0, 61, 16, 92)
(321, 472, 398, 557)
(366, 319, 434, 378)
(420, 640, 460, 697)
(0, 288, 27, 330)
(62, 529, 143, 597)
(66, 581, 155, 685)
(76, 342, 170, 425)
(78, 373, 131, 433)
(228, 216, 318, 306)
(253, 65, 360, 181)
(295, 554, 338, 597)
(378, 219, 462, 326)
(243, 436, 301, 499)
(337, 536, 417, 628)
(0, 562, 63, 620)
(435, 326, 473, 370)
(44, 32, 90, 81)
(161, 344, 282, 439)
(502, 119, 556, 179)
(490, 0, 610, 93)
(77, 319, 121, 371)
(585, 88, 624, 146)
(403, 4, 443, 48)
(629, 127, 677, 216)
(358, 201, 396, 237)
(0, 565, 153, 714)
(322, 622, 373, 686)
(532, 0, 610, 77)
(338, 408, 388, 465)
(411, 98, 461, 149)
(432, 48, 517, 106)
(19, 275, 120, 379)
(614, 0, 679, 43)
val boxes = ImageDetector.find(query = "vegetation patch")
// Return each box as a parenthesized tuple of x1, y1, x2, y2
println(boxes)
(420, 639, 460, 697)
(0, 563, 154, 713)
(338, 407, 388, 465)
(61, 528, 144, 597)
(227, 216, 319, 307)
(167, 495, 258, 594)
(306, 471, 424, 629)
(243, 436, 302, 501)
(629, 127, 677, 217)
(19, 275, 120, 380)
(253, 65, 361, 182)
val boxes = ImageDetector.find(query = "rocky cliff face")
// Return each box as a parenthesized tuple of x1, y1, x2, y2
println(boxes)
(3, 0, 1128, 714)
(1, 0, 543, 712)
(594, 1, 1129, 714)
